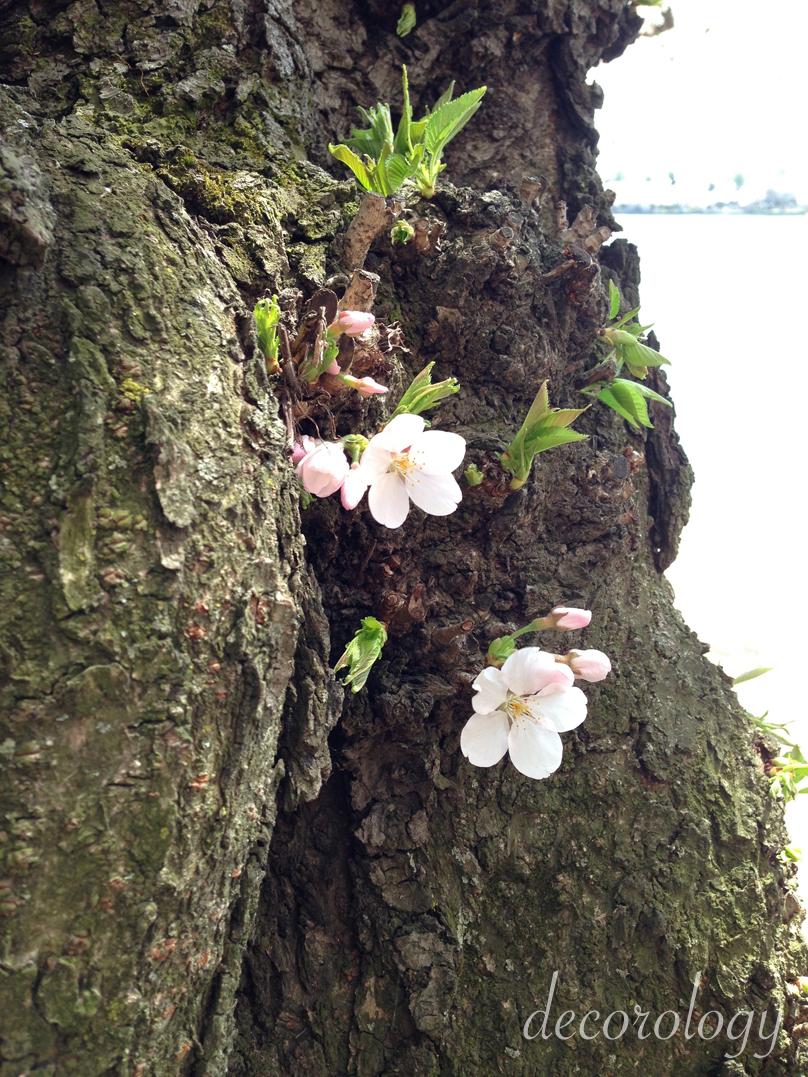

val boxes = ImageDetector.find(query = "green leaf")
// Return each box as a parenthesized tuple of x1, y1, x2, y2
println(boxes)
(622, 338, 669, 368)
(523, 380, 550, 426)
(524, 428, 588, 454)
(391, 361, 460, 417)
(424, 86, 487, 157)
(384, 145, 423, 192)
(390, 219, 415, 245)
(608, 279, 621, 320)
(396, 2, 417, 36)
(598, 380, 653, 429)
(394, 65, 414, 155)
(597, 387, 638, 428)
(349, 102, 394, 159)
(334, 616, 388, 693)
(409, 116, 428, 145)
(502, 382, 587, 486)
(611, 379, 667, 428)
(533, 406, 588, 430)
(610, 379, 656, 428)
(629, 382, 672, 407)
(254, 296, 281, 364)
(464, 463, 484, 486)
(328, 144, 374, 191)
(374, 140, 393, 195)
(431, 82, 456, 112)
(612, 305, 641, 329)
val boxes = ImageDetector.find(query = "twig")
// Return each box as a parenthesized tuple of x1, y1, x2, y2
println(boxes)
(341, 193, 402, 270)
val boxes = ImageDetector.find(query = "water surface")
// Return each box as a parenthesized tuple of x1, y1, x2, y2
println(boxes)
(619, 213, 808, 864)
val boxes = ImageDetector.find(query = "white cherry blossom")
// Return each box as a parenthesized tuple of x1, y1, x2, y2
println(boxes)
(357, 413, 465, 529)
(460, 648, 588, 780)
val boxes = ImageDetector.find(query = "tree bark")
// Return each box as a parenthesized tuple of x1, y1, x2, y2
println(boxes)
(0, 2, 804, 1075)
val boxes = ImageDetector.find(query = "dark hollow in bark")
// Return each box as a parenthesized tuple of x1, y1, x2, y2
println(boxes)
(0, 2, 804, 1075)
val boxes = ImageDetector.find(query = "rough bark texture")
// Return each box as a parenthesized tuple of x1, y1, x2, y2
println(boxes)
(0, 2, 804, 1075)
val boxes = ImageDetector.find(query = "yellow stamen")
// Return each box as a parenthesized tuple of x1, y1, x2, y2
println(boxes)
(505, 697, 532, 720)
(391, 452, 416, 477)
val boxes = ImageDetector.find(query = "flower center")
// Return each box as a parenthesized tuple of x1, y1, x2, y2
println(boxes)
(390, 451, 416, 478)
(503, 696, 532, 721)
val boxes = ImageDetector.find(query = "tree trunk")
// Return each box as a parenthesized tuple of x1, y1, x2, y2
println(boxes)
(0, 2, 804, 1075)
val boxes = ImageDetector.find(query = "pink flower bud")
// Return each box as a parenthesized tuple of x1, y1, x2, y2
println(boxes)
(340, 464, 369, 510)
(567, 649, 611, 683)
(550, 606, 592, 630)
(290, 435, 317, 465)
(352, 376, 388, 397)
(325, 359, 341, 375)
(295, 440, 349, 497)
(330, 310, 375, 337)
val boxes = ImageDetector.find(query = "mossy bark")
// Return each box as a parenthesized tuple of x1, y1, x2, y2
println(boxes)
(0, 2, 804, 1075)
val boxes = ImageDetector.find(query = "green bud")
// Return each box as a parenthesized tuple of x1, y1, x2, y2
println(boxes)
(335, 617, 388, 693)
(396, 2, 417, 36)
(254, 296, 282, 372)
(342, 433, 369, 465)
(464, 464, 484, 487)
(487, 635, 516, 666)
(391, 220, 415, 245)
(390, 361, 459, 419)
(603, 327, 638, 347)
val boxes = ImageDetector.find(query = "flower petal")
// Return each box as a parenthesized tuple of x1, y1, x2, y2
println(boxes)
(405, 471, 462, 516)
(508, 720, 563, 780)
(357, 441, 392, 483)
(501, 648, 571, 696)
(368, 471, 410, 528)
(471, 666, 508, 714)
(296, 443, 349, 497)
(460, 711, 510, 768)
(409, 430, 467, 474)
(341, 467, 369, 510)
(373, 413, 426, 452)
(531, 684, 587, 732)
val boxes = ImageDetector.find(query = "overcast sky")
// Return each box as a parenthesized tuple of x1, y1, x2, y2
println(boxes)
(594, 0, 808, 204)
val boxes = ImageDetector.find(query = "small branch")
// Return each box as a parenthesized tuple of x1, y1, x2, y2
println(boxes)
(341, 193, 402, 270)
(339, 269, 380, 313)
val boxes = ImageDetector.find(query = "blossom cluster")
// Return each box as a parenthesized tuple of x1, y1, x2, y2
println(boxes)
(294, 413, 466, 529)
(275, 274, 614, 787)
(461, 610, 611, 780)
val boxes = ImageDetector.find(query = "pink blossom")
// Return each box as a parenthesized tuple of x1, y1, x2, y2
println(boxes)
(341, 374, 388, 397)
(341, 464, 369, 510)
(325, 358, 341, 375)
(460, 649, 586, 779)
(567, 649, 611, 683)
(290, 435, 317, 465)
(295, 439, 349, 497)
(330, 310, 375, 337)
(549, 606, 592, 630)
(358, 413, 466, 529)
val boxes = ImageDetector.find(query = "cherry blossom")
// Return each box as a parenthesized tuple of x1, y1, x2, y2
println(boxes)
(340, 374, 389, 396)
(295, 438, 349, 497)
(340, 464, 368, 510)
(566, 648, 611, 683)
(460, 648, 588, 780)
(357, 413, 465, 529)
(291, 435, 318, 465)
(330, 310, 375, 336)
(548, 606, 592, 630)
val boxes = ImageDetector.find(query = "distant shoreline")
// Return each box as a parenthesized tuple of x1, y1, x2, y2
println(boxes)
(614, 204, 807, 216)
